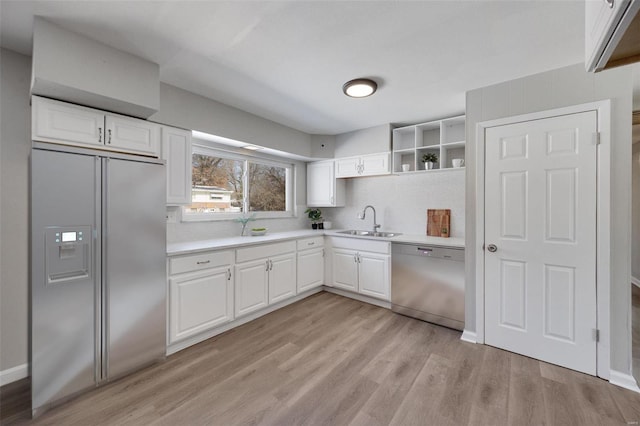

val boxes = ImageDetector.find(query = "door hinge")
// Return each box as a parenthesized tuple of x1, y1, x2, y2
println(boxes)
(593, 328, 600, 342)
(594, 132, 601, 145)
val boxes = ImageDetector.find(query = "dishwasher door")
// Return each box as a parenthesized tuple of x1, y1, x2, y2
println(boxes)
(391, 243, 465, 330)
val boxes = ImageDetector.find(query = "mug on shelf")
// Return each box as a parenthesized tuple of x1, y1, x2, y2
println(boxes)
(401, 164, 411, 172)
(452, 158, 465, 168)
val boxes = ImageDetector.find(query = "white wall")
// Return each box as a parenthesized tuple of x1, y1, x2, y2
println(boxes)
(633, 137, 640, 283)
(324, 171, 465, 237)
(0, 48, 31, 372)
(465, 63, 633, 374)
(334, 124, 391, 158)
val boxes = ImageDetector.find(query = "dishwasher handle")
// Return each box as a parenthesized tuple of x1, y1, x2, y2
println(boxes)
(417, 247, 433, 255)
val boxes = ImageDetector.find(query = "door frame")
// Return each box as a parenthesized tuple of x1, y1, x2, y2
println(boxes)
(474, 100, 611, 378)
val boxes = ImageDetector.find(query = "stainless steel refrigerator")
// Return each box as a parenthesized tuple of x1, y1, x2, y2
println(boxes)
(31, 143, 166, 416)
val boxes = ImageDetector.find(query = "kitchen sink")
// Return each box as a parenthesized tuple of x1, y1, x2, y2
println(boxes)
(336, 230, 401, 238)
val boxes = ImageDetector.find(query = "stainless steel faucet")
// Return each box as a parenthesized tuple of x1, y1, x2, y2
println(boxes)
(358, 205, 380, 233)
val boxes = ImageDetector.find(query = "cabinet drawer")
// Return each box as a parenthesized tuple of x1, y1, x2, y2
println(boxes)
(328, 236, 390, 254)
(236, 241, 296, 263)
(297, 237, 324, 251)
(169, 250, 233, 275)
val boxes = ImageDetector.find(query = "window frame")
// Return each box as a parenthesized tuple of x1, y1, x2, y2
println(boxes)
(182, 144, 295, 222)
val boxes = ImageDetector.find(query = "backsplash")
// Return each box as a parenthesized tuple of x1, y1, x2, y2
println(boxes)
(166, 204, 309, 243)
(324, 171, 465, 238)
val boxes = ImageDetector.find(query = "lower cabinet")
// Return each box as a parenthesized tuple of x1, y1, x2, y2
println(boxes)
(330, 237, 391, 301)
(168, 251, 234, 344)
(235, 241, 297, 318)
(297, 237, 325, 292)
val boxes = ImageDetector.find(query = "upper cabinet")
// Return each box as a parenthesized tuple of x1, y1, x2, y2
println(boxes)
(307, 160, 345, 207)
(335, 152, 391, 178)
(32, 96, 160, 157)
(392, 115, 465, 173)
(585, 0, 640, 72)
(161, 126, 192, 205)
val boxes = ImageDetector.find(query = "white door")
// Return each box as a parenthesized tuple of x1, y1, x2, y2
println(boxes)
(332, 249, 358, 291)
(360, 153, 390, 176)
(105, 115, 159, 156)
(32, 96, 105, 147)
(297, 248, 324, 292)
(162, 126, 192, 205)
(359, 252, 390, 300)
(268, 253, 297, 304)
(307, 161, 335, 206)
(484, 111, 598, 375)
(234, 259, 269, 317)
(169, 266, 233, 344)
(335, 157, 360, 178)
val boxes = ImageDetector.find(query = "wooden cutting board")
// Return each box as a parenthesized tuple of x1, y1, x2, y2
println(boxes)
(427, 209, 451, 238)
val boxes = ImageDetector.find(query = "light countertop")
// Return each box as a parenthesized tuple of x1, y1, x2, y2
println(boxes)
(168, 229, 465, 256)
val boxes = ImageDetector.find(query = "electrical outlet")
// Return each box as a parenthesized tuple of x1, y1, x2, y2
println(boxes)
(166, 209, 178, 223)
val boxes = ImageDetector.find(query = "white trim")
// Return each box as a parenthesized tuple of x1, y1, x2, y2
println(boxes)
(461, 329, 477, 344)
(632, 276, 640, 288)
(167, 287, 322, 355)
(474, 100, 612, 379)
(609, 369, 640, 393)
(0, 363, 29, 386)
(323, 287, 392, 309)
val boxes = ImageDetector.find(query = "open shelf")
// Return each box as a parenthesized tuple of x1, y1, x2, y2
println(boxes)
(392, 115, 466, 174)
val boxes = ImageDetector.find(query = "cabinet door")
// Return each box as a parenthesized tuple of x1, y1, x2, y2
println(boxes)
(32, 96, 105, 147)
(297, 248, 324, 292)
(584, 0, 629, 71)
(105, 115, 160, 156)
(335, 157, 360, 178)
(169, 266, 233, 344)
(235, 259, 269, 317)
(269, 253, 297, 304)
(332, 249, 359, 291)
(307, 161, 338, 207)
(162, 126, 192, 205)
(360, 152, 390, 176)
(359, 252, 390, 300)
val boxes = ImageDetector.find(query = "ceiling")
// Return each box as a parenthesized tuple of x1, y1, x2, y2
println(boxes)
(0, 1, 585, 135)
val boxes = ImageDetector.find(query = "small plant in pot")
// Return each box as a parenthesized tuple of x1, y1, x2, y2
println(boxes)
(305, 208, 323, 229)
(421, 152, 438, 170)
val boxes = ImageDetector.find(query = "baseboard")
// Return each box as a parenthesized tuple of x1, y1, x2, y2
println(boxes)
(0, 363, 29, 386)
(632, 276, 640, 288)
(461, 329, 477, 344)
(323, 286, 391, 309)
(609, 369, 640, 393)
(167, 287, 323, 356)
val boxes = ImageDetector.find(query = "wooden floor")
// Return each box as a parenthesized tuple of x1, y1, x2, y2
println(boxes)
(3, 291, 640, 425)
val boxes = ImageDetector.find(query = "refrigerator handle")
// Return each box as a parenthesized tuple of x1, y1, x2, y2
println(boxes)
(94, 156, 102, 384)
(101, 158, 109, 381)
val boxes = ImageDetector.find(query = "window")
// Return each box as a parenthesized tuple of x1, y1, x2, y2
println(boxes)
(183, 145, 293, 220)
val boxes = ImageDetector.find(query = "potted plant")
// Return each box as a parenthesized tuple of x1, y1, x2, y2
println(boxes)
(421, 152, 438, 170)
(305, 208, 323, 229)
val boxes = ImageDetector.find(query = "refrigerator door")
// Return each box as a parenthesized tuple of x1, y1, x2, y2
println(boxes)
(31, 149, 100, 414)
(103, 157, 166, 380)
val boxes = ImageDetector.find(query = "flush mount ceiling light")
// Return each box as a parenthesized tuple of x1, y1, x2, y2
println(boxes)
(342, 78, 377, 98)
(242, 144, 262, 151)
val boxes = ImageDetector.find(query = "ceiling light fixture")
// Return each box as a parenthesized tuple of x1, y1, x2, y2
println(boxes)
(342, 78, 377, 98)
(242, 145, 262, 151)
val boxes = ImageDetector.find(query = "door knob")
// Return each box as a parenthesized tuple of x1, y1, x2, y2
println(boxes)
(487, 244, 498, 252)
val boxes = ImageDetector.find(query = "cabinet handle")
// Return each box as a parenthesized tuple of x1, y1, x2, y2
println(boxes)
(107, 129, 112, 144)
(604, 0, 614, 8)
(227, 268, 231, 280)
(196, 260, 210, 265)
(330, 196, 334, 205)
(269, 260, 273, 271)
(307, 242, 315, 246)
(266, 260, 270, 271)
(98, 127, 103, 142)
(354, 254, 358, 263)
(322, 248, 325, 258)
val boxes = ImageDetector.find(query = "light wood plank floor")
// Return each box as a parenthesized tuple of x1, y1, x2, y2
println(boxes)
(3, 291, 640, 425)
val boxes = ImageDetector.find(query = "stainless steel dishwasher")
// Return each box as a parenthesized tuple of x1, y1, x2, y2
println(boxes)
(391, 243, 465, 330)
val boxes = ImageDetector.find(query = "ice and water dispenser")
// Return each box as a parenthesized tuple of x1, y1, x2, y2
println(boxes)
(45, 226, 92, 284)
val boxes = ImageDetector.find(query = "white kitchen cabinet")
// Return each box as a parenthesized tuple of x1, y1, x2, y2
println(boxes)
(297, 237, 325, 292)
(235, 258, 269, 317)
(392, 115, 465, 173)
(235, 241, 297, 317)
(585, 0, 640, 72)
(168, 250, 234, 344)
(32, 96, 160, 157)
(330, 237, 391, 301)
(161, 126, 192, 205)
(335, 152, 390, 178)
(307, 160, 345, 207)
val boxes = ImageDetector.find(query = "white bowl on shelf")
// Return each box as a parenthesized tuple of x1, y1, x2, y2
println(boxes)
(250, 228, 268, 236)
